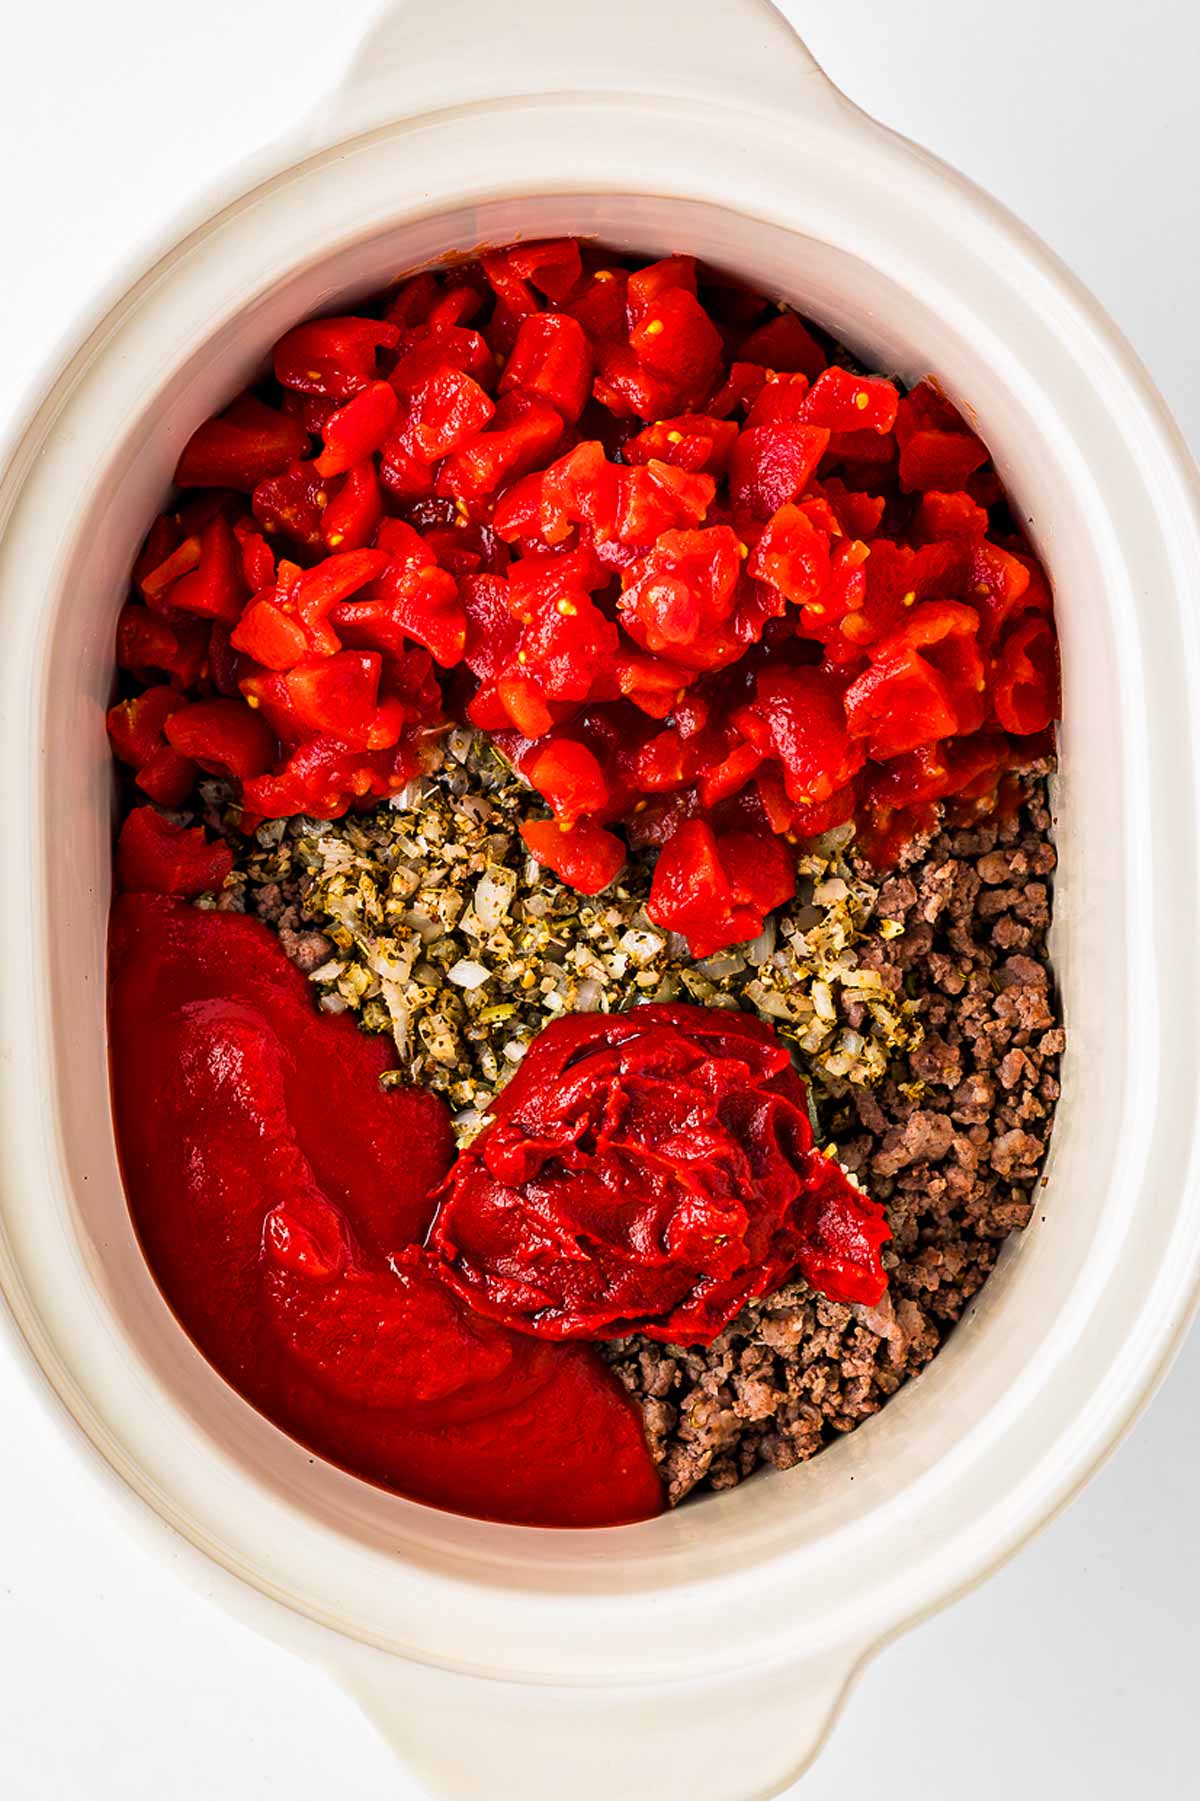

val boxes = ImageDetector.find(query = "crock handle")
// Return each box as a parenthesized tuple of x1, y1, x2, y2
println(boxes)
(308, 0, 843, 149)
(330, 1642, 862, 1800)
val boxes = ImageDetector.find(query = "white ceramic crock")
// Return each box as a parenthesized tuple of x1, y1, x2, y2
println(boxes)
(3, 2, 1200, 1795)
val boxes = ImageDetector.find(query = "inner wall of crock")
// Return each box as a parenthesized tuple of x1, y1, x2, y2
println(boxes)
(47, 192, 1113, 1582)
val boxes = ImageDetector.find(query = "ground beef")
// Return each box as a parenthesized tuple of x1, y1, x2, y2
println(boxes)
(604, 772, 1061, 1506)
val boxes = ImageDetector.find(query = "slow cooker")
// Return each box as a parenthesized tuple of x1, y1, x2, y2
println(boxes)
(2, 1, 1200, 1794)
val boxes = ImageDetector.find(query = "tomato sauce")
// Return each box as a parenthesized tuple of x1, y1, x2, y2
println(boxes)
(108, 896, 662, 1526)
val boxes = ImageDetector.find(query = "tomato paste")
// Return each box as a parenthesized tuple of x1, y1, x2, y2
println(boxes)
(108, 895, 662, 1526)
(427, 1004, 890, 1343)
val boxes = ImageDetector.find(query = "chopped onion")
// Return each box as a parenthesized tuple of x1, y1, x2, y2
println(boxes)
(813, 877, 849, 906)
(474, 865, 516, 931)
(744, 919, 776, 965)
(448, 958, 491, 990)
(698, 952, 746, 979)
(620, 927, 665, 966)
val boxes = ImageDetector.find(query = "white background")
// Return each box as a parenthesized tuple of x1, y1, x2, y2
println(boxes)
(1, 1, 1197, 1795)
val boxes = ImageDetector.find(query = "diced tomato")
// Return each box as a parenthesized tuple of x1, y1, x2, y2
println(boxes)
(315, 381, 400, 478)
(116, 808, 233, 896)
(132, 516, 183, 591)
(484, 239, 583, 306)
(563, 261, 629, 339)
(744, 374, 811, 430)
(390, 325, 496, 394)
(521, 816, 625, 893)
(492, 471, 548, 548)
(321, 462, 383, 552)
(899, 429, 990, 491)
(242, 735, 416, 820)
(240, 653, 389, 749)
(252, 461, 331, 551)
(966, 540, 1035, 648)
(629, 288, 723, 403)
(134, 746, 197, 808)
(592, 339, 682, 422)
(801, 367, 898, 435)
(525, 739, 611, 823)
(697, 740, 764, 808)
(437, 394, 563, 501)
(499, 313, 592, 423)
(395, 366, 495, 462)
(161, 515, 247, 624)
(164, 697, 277, 777)
(115, 606, 209, 688)
(336, 557, 465, 669)
(814, 478, 886, 541)
(138, 534, 202, 603)
(894, 383, 989, 492)
(626, 257, 699, 317)
(232, 518, 276, 591)
(539, 440, 621, 545)
(749, 503, 832, 606)
(863, 733, 1009, 812)
(845, 601, 985, 759)
(706, 360, 769, 419)
(913, 489, 989, 543)
(516, 591, 621, 703)
(603, 650, 694, 718)
(507, 542, 606, 611)
(733, 666, 864, 806)
(992, 614, 1061, 734)
(647, 819, 796, 958)
(495, 673, 556, 739)
(617, 725, 690, 793)
(107, 686, 184, 768)
(462, 573, 521, 683)
(292, 548, 392, 655)
(110, 239, 1059, 869)
(728, 423, 830, 518)
(230, 598, 310, 670)
(623, 414, 738, 475)
(274, 316, 401, 399)
(175, 395, 308, 491)
(619, 527, 743, 659)
(613, 461, 715, 545)
(383, 272, 441, 329)
(737, 312, 826, 380)
(379, 438, 436, 500)
(428, 283, 484, 328)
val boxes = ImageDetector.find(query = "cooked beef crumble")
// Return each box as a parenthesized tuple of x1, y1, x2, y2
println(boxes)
(604, 772, 1060, 1505)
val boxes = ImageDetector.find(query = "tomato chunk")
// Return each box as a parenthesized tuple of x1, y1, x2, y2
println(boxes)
(274, 316, 401, 399)
(647, 820, 796, 958)
(164, 697, 277, 778)
(116, 808, 233, 896)
(175, 395, 308, 491)
(993, 614, 1061, 734)
(521, 816, 625, 893)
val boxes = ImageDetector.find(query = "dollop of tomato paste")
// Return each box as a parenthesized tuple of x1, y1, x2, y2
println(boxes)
(108, 895, 662, 1526)
(427, 1004, 890, 1345)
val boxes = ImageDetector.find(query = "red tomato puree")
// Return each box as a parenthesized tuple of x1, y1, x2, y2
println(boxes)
(108, 895, 663, 1526)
